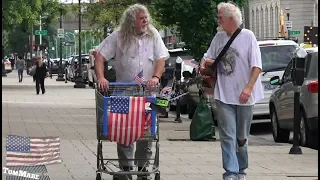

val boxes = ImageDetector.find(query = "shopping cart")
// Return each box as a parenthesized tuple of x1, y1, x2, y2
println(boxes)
(95, 82, 160, 180)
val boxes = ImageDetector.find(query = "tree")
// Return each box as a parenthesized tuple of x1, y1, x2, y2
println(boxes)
(70, 0, 164, 34)
(153, 0, 247, 60)
(3, 0, 65, 55)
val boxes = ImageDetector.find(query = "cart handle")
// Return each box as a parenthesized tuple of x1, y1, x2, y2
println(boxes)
(109, 82, 144, 86)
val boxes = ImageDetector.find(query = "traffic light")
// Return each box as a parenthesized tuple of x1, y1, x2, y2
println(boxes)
(304, 26, 318, 45)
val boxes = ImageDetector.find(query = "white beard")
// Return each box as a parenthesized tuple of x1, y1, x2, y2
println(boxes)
(216, 26, 224, 32)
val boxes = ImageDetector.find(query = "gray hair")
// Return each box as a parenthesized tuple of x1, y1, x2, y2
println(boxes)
(217, 2, 243, 27)
(116, 4, 154, 49)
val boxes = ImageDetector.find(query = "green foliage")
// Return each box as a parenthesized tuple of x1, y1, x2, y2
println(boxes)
(153, 0, 247, 60)
(3, 0, 63, 55)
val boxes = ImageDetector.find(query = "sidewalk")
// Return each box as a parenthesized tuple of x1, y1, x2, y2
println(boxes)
(2, 75, 318, 180)
(2, 70, 75, 88)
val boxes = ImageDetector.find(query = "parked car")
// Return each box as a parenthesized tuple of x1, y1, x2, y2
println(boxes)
(186, 39, 299, 122)
(269, 47, 318, 148)
(66, 54, 89, 82)
(87, 48, 116, 88)
(163, 48, 195, 114)
(3, 59, 12, 73)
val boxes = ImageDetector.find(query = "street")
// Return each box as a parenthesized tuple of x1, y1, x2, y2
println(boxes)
(2, 71, 318, 180)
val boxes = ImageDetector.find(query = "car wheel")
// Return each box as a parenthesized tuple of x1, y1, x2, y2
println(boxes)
(88, 79, 93, 87)
(188, 104, 197, 119)
(300, 109, 312, 147)
(270, 106, 290, 143)
(299, 113, 307, 147)
(180, 104, 188, 114)
(169, 103, 176, 111)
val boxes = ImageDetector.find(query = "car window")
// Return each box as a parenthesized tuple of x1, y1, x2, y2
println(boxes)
(307, 52, 318, 78)
(282, 60, 293, 82)
(260, 45, 298, 72)
(74, 56, 90, 64)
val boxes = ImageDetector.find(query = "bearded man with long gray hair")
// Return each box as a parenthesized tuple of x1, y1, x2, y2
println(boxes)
(95, 4, 169, 180)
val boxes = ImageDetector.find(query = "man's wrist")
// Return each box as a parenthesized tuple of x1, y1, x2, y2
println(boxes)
(246, 83, 254, 89)
(152, 75, 160, 80)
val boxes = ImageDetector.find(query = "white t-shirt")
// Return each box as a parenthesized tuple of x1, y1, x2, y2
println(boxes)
(96, 27, 169, 81)
(205, 28, 264, 105)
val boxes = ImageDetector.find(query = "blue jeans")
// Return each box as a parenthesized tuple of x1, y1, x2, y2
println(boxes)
(215, 100, 253, 180)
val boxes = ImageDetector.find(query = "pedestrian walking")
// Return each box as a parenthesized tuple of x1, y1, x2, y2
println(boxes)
(95, 3, 169, 180)
(16, 56, 25, 82)
(34, 57, 48, 95)
(203, 2, 264, 180)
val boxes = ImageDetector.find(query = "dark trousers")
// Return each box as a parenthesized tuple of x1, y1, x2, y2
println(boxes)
(18, 70, 23, 82)
(36, 77, 45, 94)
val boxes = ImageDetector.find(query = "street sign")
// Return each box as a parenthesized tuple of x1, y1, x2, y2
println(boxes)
(57, 29, 64, 39)
(286, 21, 292, 30)
(35, 30, 48, 35)
(289, 30, 300, 35)
(57, 29, 64, 34)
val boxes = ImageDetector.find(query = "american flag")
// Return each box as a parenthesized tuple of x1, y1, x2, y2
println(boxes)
(134, 70, 145, 85)
(160, 86, 172, 96)
(108, 96, 147, 146)
(184, 59, 199, 69)
(5, 135, 61, 166)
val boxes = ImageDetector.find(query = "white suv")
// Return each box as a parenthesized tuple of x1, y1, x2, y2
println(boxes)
(254, 39, 299, 121)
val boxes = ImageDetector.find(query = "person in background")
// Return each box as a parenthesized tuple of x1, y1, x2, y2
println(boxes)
(34, 57, 48, 95)
(16, 56, 25, 82)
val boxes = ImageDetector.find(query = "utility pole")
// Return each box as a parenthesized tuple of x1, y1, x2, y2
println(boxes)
(74, 0, 85, 88)
(56, 10, 65, 81)
(39, 15, 42, 58)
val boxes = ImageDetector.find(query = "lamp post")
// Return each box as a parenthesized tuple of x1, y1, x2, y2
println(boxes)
(74, 0, 85, 88)
(56, 9, 65, 81)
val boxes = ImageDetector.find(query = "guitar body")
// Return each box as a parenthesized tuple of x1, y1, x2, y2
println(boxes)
(199, 60, 217, 87)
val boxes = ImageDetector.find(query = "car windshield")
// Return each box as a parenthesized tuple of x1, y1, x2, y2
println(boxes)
(260, 45, 298, 72)
(308, 52, 318, 78)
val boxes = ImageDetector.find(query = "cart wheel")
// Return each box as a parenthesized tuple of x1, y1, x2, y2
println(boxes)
(96, 173, 102, 180)
(155, 172, 160, 180)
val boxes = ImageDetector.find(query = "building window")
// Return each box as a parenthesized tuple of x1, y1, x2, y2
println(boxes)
(256, 9, 259, 38)
(266, 7, 269, 38)
(251, 10, 255, 33)
(271, 7, 274, 37)
(261, 8, 264, 39)
(275, 6, 279, 37)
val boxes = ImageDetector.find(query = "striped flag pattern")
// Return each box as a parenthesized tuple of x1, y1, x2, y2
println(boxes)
(184, 59, 199, 69)
(134, 70, 145, 85)
(5, 135, 61, 166)
(108, 96, 147, 146)
(160, 86, 172, 96)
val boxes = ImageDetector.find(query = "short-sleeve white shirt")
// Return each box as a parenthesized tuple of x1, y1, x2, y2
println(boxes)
(205, 29, 264, 105)
(96, 27, 169, 82)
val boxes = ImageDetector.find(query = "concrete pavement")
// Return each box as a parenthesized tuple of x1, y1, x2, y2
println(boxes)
(2, 71, 318, 180)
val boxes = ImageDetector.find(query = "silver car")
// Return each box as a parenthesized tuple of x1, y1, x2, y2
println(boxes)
(269, 47, 318, 147)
